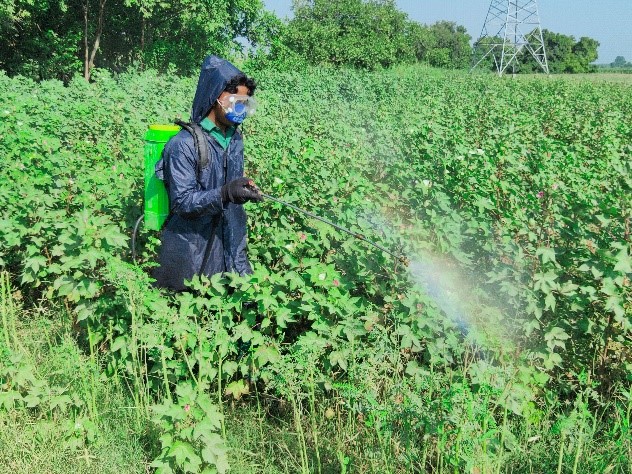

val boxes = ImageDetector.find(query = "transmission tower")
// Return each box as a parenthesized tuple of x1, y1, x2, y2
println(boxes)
(472, 0, 549, 75)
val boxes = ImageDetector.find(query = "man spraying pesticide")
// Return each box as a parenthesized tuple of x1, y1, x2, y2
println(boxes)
(146, 55, 264, 291)
(139, 56, 407, 289)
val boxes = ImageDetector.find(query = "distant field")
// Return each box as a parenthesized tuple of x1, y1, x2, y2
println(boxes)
(506, 72, 632, 84)
(568, 72, 632, 84)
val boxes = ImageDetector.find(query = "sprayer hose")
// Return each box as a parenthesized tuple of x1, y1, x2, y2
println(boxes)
(131, 214, 143, 262)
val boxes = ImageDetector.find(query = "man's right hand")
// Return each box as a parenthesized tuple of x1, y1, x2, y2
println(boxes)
(221, 177, 264, 204)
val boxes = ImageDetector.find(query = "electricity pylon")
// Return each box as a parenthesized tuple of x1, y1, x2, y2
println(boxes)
(471, 0, 549, 75)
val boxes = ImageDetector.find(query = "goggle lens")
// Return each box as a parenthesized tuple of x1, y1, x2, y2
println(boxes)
(226, 95, 256, 115)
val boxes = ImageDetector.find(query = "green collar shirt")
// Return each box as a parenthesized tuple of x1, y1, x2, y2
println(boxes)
(200, 117, 235, 150)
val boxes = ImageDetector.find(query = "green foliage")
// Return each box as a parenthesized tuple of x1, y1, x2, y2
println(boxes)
(0, 0, 272, 80)
(0, 0, 608, 79)
(0, 289, 150, 472)
(611, 56, 631, 68)
(571, 37, 600, 70)
(474, 29, 602, 75)
(597, 57, 632, 75)
(281, 0, 413, 69)
(521, 30, 600, 73)
(276, 0, 471, 70)
(151, 382, 228, 474)
(422, 21, 472, 69)
(1, 64, 631, 471)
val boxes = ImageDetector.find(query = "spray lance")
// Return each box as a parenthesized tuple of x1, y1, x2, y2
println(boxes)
(133, 180, 410, 267)
(245, 181, 410, 267)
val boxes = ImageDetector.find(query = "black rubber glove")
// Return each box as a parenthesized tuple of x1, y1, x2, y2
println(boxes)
(221, 177, 264, 204)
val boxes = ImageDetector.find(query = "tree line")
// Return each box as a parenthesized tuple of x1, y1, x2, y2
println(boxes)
(0, 0, 602, 81)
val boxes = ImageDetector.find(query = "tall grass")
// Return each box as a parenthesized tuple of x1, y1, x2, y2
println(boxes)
(0, 271, 152, 473)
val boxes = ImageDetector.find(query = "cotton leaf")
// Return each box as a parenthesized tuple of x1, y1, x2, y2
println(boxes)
(225, 379, 249, 400)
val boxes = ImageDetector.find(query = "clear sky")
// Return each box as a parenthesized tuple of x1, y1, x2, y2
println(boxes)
(264, 0, 632, 64)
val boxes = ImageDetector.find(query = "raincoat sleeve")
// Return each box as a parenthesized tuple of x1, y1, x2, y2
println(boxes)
(164, 136, 225, 218)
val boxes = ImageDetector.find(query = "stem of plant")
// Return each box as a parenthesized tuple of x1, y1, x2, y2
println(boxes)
(1, 272, 13, 351)
(572, 434, 583, 474)
(160, 341, 170, 398)
(307, 366, 322, 474)
(292, 395, 309, 474)
(556, 431, 566, 474)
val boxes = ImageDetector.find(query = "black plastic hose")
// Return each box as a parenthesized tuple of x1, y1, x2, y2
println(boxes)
(131, 214, 144, 262)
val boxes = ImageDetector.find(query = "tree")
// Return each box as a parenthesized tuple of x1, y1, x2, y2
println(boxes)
(98, 0, 274, 76)
(611, 56, 630, 68)
(519, 29, 600, 74)
(471, 35, 505, 72)
(0, 0, 82, 81)
(542, 30, 575, 73)
(406, 22, 436, 63)
(279, 1, 472, 70)
(82, 0, 108, 81)
(426, 21, 471, 69)
(281, 0, 414, 69)
(0, 0, 272, 80)
(572, 36, 600, 72)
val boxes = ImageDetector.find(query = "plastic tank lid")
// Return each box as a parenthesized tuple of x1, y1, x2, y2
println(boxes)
(149, 124, 181, 132)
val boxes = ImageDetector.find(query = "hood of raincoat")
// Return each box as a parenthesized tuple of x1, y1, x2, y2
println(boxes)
(191, 55, 243, 124)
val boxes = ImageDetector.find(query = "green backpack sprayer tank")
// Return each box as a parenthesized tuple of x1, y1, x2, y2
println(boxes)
(143, 124, 181, 231)
(132, 122, 211, 260)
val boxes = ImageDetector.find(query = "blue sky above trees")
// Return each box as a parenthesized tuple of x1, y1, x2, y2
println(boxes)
(264, 0, 631, 64)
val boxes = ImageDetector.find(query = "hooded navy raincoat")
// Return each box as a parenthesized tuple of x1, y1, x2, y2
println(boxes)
(153, 56, 253, 291)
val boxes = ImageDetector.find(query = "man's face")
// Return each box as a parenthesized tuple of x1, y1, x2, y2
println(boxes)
(214, 85, 250, 127)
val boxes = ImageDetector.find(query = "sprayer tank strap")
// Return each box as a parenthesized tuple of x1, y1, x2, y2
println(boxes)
(162, 120, 211, 230)
(174, 120, 209, 177)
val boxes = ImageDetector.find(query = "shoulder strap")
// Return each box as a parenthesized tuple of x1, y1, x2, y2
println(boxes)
(175, 120, 210, 179)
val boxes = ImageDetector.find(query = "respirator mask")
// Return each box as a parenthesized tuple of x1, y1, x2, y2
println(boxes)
(218, 94, 257, 124)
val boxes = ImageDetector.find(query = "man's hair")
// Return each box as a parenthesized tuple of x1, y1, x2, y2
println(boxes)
(225, 74, 256, 96)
